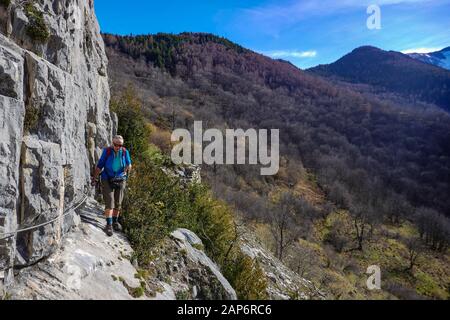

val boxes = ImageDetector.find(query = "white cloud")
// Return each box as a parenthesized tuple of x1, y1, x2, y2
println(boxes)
(262, 50, 317, 59)
(401, 47, 444, 54)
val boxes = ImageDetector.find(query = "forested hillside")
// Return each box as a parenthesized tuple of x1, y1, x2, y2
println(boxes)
(103, 33, 450, 299)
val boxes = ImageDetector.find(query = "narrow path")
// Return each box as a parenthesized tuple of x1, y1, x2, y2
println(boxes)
(8, 198, 173, 300)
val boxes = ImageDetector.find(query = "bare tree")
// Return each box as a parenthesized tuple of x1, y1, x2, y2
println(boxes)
(289, 245, 317, 278)
(348, 202, 375, 252)
(404, 236, 422, 273)
(346, 182, 381, 252)
(270, 192, 306, 261)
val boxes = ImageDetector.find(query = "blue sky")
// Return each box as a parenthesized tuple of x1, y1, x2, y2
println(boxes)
(94, 0, 450, 69)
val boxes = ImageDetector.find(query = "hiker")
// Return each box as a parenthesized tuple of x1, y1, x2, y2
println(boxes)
(91, 135, 132, 236)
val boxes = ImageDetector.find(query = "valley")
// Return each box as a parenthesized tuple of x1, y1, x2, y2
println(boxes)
(103, 33, 450, 299)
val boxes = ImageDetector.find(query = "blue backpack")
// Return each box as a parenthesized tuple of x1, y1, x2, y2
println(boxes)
(105, 147, 128, 189)
(106, 147, 127, 170)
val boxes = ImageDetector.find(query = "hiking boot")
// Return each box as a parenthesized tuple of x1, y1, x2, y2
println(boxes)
(105, 225, 114, 237)
(113, 222, 123, 232)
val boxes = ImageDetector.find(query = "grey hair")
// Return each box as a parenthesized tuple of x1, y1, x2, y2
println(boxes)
(112, 135, 124, 145)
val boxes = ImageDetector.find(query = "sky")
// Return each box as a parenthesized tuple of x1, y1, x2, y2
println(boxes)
(94, 0, 450, 69)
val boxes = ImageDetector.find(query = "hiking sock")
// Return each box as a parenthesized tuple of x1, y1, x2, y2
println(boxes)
(112, 216, 119, 224)
(106, 217, 113, 226)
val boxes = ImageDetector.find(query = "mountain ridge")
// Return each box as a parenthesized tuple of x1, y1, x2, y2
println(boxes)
(308, 45, 450, 112)
(408, 46, 450, 71)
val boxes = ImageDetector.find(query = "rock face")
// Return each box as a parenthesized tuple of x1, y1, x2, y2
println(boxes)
(162, 164, 202, 185)
(0, 0, 115, 288)
(146, 228, 237, 300)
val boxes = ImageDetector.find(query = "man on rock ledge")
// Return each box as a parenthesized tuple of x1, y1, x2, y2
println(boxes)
(92, 135, 132, 236)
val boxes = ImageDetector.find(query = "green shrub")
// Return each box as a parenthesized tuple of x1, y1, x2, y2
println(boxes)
(142, 143, 171, 167)
(222, 252, 268, 300)
(110, 86, 152, 158)
(23, 104, 41, 133)
(122, 162, 181, 263)
(130, 285, 145, 298)
(175, 290, 191, 300)
(24, 2, 50, 42)
(176, 183, 237, 264)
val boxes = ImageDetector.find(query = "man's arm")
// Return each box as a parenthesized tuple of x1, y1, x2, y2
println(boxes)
(92, 149, 106, 183)
(125, 150, 132, 176)
(93, 167, 102, 180)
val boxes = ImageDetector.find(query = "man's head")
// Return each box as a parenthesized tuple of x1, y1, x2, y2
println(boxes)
(112, 135, 124, 151)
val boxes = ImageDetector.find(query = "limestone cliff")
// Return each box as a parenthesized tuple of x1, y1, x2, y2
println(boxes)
(0, 0, 116, 287)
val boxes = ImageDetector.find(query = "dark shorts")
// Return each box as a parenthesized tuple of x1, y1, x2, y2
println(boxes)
(101, 178, 126, 210)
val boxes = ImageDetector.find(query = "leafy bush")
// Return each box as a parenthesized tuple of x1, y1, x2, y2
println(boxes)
(142, 143, 169, 166)
(110, 86, 152, 158)
(121, 162, 178, 263)
(222, 253, 268, 300)
(23, 103, 41, 133)
(24, 2, 50, 42)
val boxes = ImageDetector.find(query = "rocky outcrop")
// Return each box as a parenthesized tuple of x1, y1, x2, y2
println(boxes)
(239, 226, 326, 300)
(146, 228, 237, 300)
(0, 0, 115, 288)
(162, 164, 202, 185)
